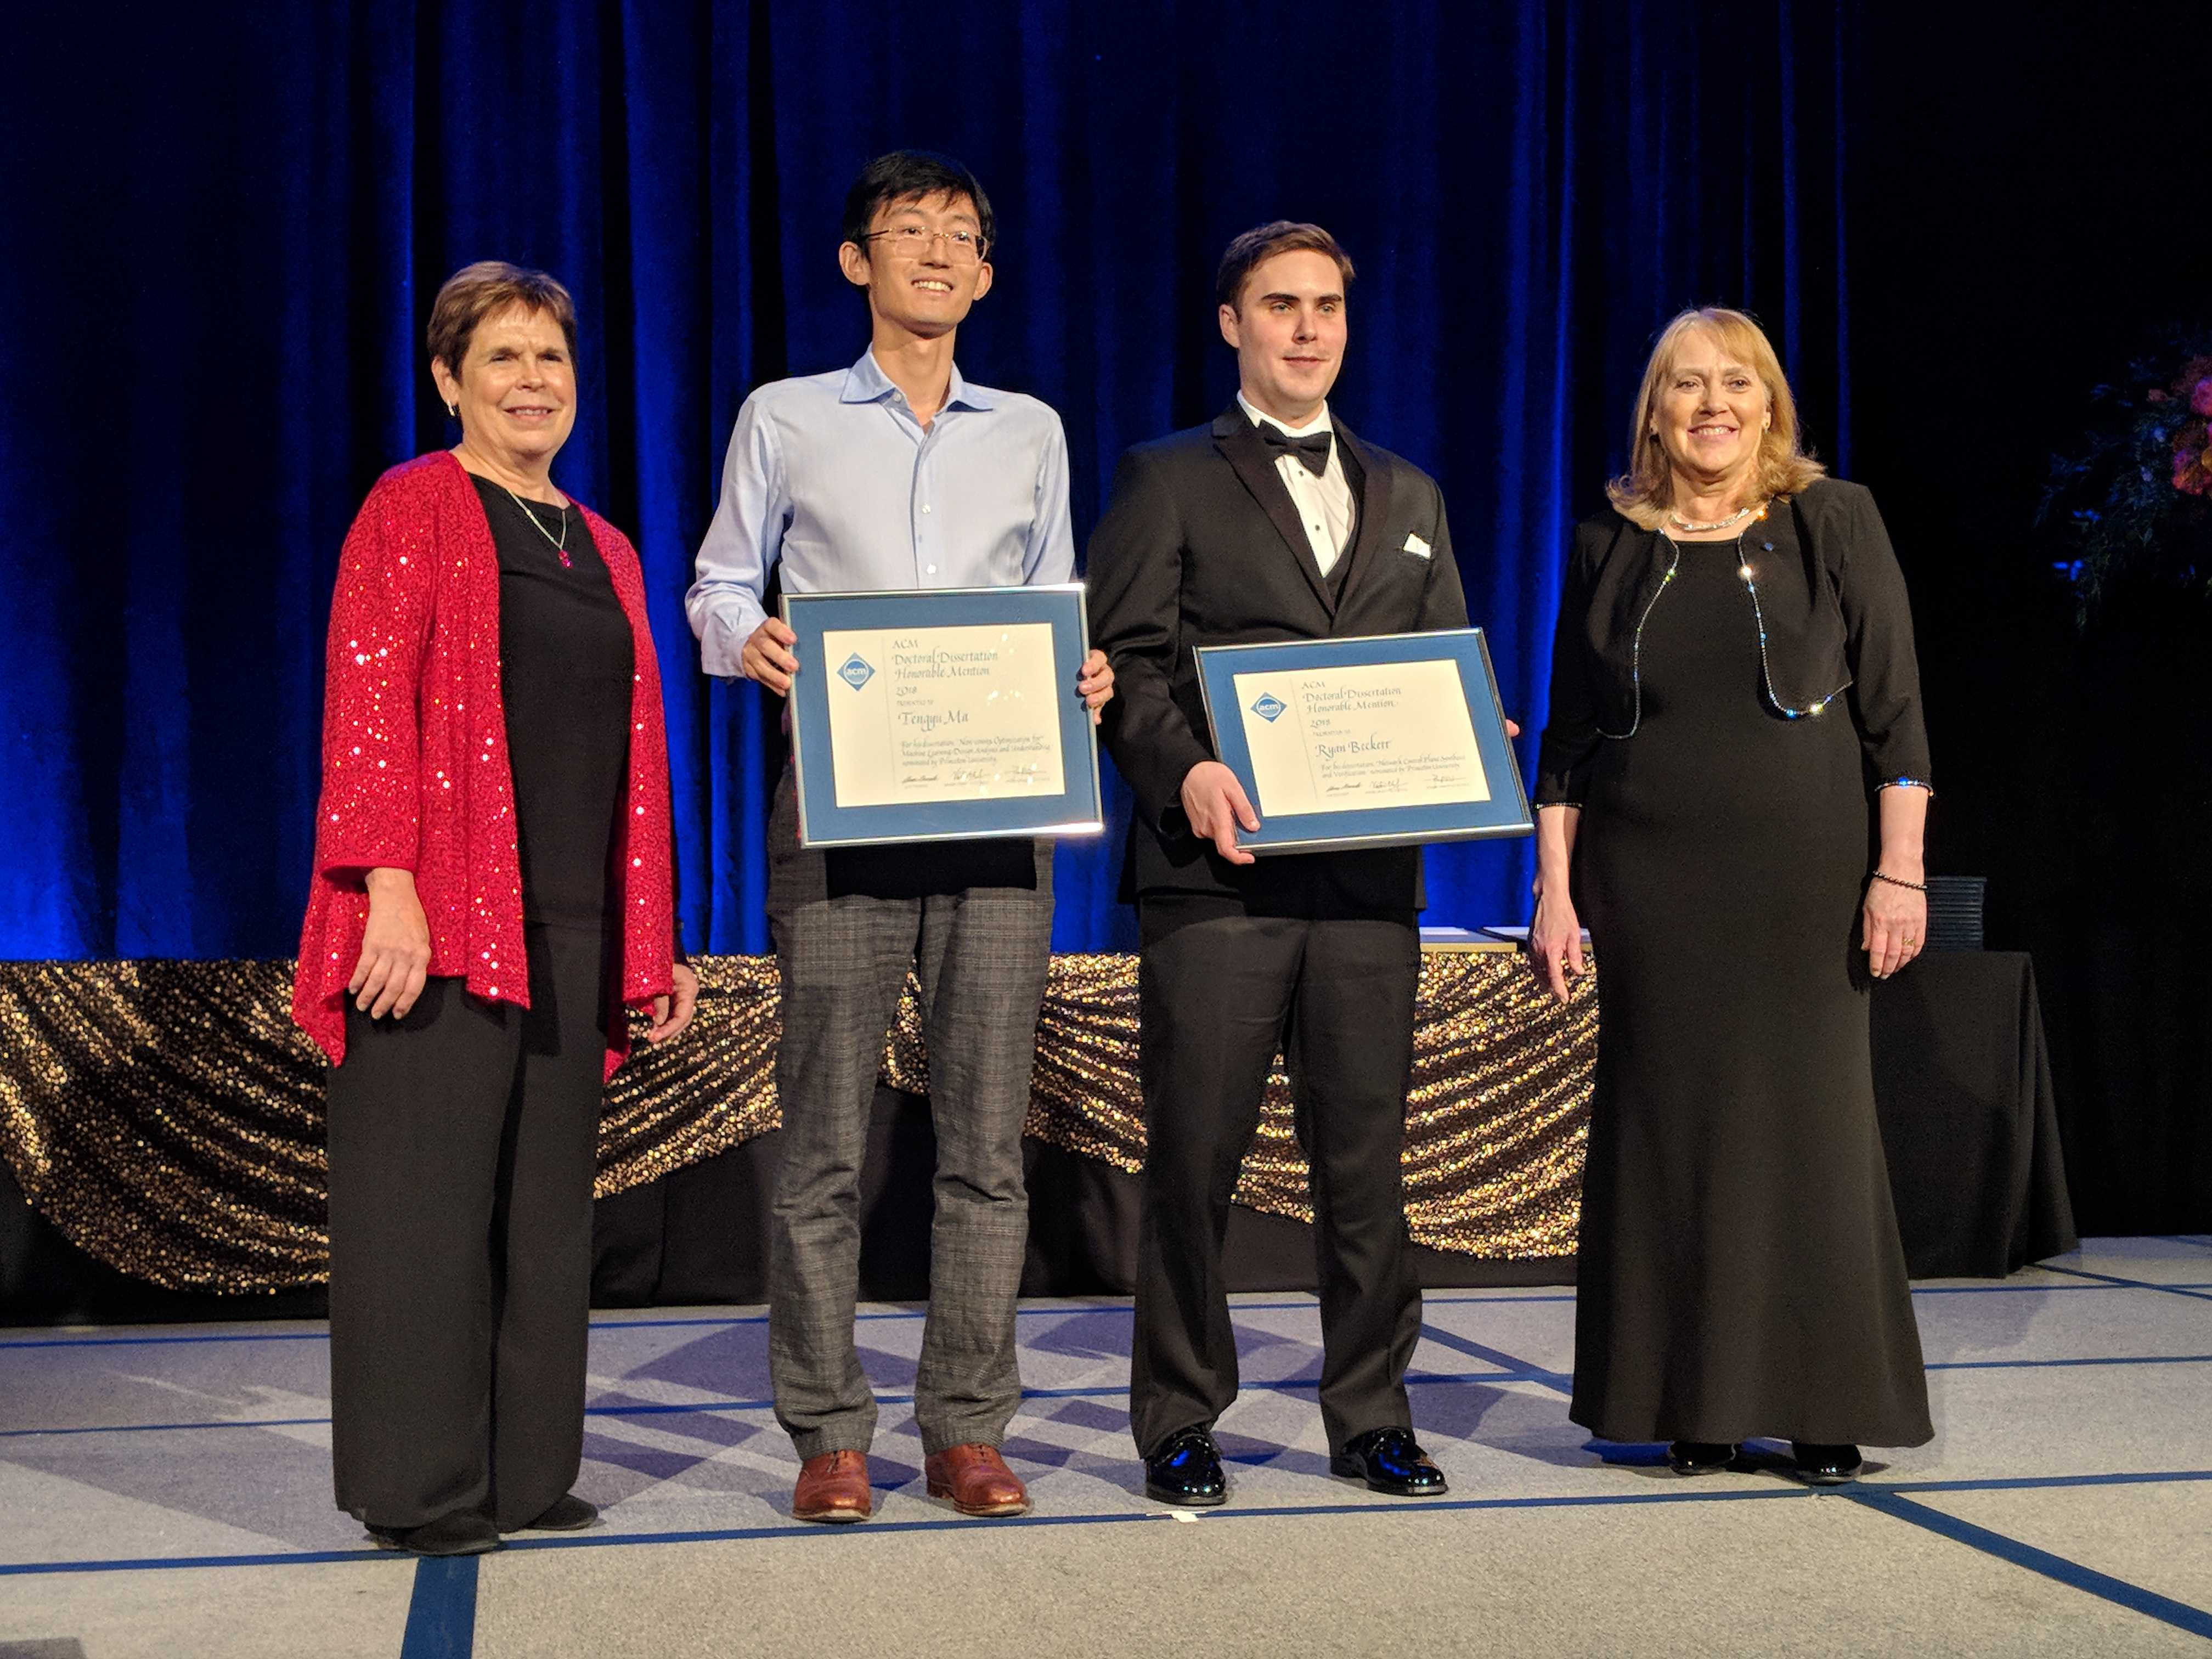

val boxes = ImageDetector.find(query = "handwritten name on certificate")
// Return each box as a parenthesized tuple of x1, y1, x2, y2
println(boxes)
(1232, 659, 1489, 817)
(821, 623, 1066, 808)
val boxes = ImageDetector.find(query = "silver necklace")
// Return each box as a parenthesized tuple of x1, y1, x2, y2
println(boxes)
(1667, 499, 1766, 535)
(503, 483, 573, 568)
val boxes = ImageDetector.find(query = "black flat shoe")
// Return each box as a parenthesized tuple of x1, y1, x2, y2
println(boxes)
(1790, 1442, 1864, 1485)
(511, 1493, 599, 1532)
(1330, 1426, 1448, 1496)
(1667, 1441, 1738, 1476)
(1143, 1427, 1227, 1507)
(368, 1512, 501, 1556)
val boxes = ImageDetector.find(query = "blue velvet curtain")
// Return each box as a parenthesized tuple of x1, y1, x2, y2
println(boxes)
(0, 0, 1850, 960)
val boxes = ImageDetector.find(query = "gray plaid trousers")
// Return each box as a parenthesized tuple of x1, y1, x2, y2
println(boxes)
(763, 772, 1053, 1459)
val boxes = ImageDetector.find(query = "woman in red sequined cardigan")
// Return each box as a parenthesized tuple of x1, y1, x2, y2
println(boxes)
(295, 262, 696, 1558)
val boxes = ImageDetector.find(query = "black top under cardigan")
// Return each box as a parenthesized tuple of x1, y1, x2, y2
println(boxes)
(470, 476, 637, 932)
(1534, 477, 1933, 806)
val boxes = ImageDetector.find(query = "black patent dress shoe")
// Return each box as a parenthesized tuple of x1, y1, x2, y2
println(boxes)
(1667, 1440, 1738, 1476)
(1143, 1427, 1227, 1507)
(1789, 1442, 1864, 1485)
(1331, 1426, 1449, 1496)
(368, 1512, 501, 1556)
(510, 1492, 599, 1532)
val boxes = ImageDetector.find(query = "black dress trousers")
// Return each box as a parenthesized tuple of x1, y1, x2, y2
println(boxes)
(322, 483, 638, 1532)
(325, 922, 611, 1531)
(1129, 897, 1424, 1458)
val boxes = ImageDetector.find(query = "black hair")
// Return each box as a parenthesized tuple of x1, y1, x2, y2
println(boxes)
(841, 150, 996, 255)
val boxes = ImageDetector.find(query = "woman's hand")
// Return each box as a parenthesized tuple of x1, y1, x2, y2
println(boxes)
(647, 962, 700, 1043)
(351, 868, 432, 1019)
(1077, 649, 1114, 724)
(1861, 877, 1927, 980)
(1529, 879, 1586, 1003)
(1865, 785, 1932, 980)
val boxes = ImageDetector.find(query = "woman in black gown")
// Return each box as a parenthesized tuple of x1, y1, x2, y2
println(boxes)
(1531, 307, 1934, 1484)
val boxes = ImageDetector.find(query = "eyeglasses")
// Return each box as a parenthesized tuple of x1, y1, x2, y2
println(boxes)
(863, 226, 989, 263)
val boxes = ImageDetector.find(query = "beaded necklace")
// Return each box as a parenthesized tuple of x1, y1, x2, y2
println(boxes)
(1599, 506, 1851, 738)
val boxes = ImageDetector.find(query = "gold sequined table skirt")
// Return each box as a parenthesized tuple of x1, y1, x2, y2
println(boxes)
(0, 946, 1594, 1294)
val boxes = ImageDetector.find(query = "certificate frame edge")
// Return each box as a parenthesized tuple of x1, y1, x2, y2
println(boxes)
(781, 584, 1105, 849)
(1193, 627, 1533, 854)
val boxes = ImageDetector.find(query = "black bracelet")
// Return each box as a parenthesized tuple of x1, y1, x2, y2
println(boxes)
(1869, 870, 1927, 893)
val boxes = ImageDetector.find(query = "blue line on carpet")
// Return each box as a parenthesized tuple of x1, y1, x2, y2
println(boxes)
(583, 1294, 1581, 1333)
(35, 1351, 2212, 1442)
(2036, 1265, 2212, 1304)
(13, 1279, 2200, 1351)
(502, 1485, 1818, 1555)
(0, 1547, 385, 1577)
(0, 1488, 1818, 1581)
(0, 1414, 332, 1439)
(399, 1554, 478, 1659)
(10, 1469, 2212, 1581)
(1846, 1488, 2212, 1639)
(0, 1369, 1557, 1441)
(14, 1279, 2176, 1357)
(1416, 1325, 1574, 1393)
(1886, 1470, 2212, 1495)
(574, 1282, 2175, 1332)
(0, 1330, 331, 1351)
(1909, 1280, 2204, 1295)
(1926, 1353, 2212, 1372)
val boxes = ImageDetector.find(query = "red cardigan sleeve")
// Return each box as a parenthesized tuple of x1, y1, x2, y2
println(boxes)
(313, 476, 435, 881)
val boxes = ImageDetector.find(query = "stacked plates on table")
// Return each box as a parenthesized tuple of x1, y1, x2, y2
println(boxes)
(1925, 876, 1985, 951)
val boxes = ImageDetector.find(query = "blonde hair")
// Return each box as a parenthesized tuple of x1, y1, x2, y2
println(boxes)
(1607, 307, 1825, 527)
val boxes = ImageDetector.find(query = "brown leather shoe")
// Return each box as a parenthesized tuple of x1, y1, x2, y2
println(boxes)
(924, 1442, 1032, 1517)
(792, 1449, 872, 1523)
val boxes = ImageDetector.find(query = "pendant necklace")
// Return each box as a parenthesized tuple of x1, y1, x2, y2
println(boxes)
(504, 483, 573, 567)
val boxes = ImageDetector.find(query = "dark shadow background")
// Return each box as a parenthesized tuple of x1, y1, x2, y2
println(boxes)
(0, 0, 2205, 1242)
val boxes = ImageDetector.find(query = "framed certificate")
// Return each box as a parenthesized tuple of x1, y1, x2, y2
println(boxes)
(1194, 628, 1532, 855)
(782, 585, 1105, 849)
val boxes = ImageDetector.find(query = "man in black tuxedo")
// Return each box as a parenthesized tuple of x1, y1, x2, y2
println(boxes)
(1087, 222, 1468, 1506)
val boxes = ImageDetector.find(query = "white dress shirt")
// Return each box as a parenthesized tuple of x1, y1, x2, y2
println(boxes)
(1238, 391, 1356, 577)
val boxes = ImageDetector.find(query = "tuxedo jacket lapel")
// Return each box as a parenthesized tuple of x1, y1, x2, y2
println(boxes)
(1330, 420, 1392, 619)
(1211, 407, 1335, 616)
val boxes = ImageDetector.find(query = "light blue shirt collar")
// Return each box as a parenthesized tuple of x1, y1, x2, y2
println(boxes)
(840, 347, 1002, 413)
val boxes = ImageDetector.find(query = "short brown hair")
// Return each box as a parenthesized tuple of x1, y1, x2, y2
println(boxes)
(1215, 221, 1355, 311)
(1606, 307, 1826, 527)
(425, 260, 578, 379)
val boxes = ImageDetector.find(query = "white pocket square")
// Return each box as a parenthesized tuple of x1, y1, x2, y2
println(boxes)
(1403, 533, 1432, 558)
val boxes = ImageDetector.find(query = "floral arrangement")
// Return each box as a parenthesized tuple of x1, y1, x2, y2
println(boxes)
(2041, 332, 2212, 619)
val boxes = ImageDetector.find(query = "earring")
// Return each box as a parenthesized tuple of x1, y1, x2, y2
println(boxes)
(446, 403, 459, 420)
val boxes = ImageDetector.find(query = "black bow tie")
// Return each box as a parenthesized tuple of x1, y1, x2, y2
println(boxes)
(1257, 422, 1333, 477)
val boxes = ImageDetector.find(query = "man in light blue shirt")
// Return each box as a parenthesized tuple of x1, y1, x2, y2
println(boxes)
(686, 151, 1109, 1527)
(687, 348, 1076, 665)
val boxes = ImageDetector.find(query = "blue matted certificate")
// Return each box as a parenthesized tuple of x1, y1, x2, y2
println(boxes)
(1194, 628, 1532, 855)
(782, 585, 1104, 849)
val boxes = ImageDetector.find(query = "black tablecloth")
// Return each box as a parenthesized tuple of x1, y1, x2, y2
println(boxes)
(1870, 950, 2078, 1277)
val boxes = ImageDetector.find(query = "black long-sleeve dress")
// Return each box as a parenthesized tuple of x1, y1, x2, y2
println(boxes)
(1535, 478, 1934, 1448)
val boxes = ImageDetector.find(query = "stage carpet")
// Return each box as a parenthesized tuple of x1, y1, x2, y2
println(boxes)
(3, 1240, 2210, 1656)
